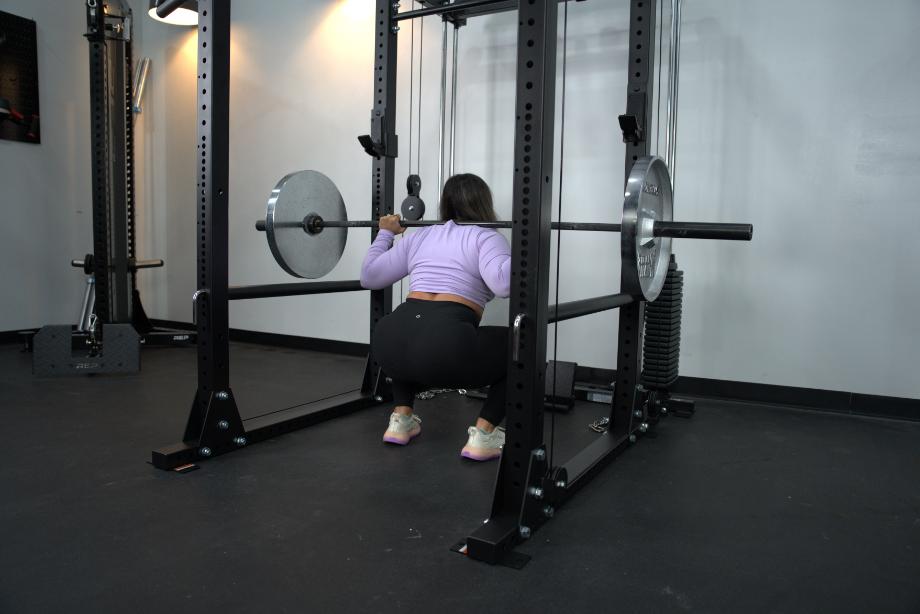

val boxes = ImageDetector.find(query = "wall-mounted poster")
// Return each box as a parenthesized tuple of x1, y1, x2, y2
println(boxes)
(0, 10, 40, 144)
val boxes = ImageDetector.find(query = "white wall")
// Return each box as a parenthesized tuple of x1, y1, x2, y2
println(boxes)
(0, 1, 95, 330)
(131, 0, 920, 399)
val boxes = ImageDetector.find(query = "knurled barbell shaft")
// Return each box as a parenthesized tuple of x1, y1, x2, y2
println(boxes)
(255, 218, 752, 240)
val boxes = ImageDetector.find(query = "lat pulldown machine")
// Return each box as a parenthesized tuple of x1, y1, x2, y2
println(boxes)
(151, 0, 752, 566)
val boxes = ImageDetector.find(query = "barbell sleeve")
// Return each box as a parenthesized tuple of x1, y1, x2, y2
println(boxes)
(131, 259, 165, 270)
(653, 222, 753, 241)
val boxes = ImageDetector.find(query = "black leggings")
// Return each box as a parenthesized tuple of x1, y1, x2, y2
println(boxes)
(371, 299, 508, 426)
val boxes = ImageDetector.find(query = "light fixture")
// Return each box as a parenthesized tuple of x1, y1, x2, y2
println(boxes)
(147, 0, 198, 26)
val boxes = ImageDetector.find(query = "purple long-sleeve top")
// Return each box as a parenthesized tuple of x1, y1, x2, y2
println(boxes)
(360, 221, 512, 308)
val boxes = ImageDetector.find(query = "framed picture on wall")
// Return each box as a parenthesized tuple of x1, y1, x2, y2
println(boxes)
(0, 10, 40, 144)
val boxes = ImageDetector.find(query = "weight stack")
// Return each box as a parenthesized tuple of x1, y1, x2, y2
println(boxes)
(641, 255, 683, 389)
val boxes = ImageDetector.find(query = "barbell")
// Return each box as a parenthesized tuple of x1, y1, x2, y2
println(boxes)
(254, 157, 753, 301)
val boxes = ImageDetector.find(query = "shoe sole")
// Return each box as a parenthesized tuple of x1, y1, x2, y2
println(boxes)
(383, 430, 420, 446)
(461, 447, 502, 461)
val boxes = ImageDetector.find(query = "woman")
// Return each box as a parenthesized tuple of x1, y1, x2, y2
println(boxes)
(360, 174, 511, 461)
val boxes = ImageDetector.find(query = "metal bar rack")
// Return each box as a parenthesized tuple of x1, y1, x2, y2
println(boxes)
(461, 0, 661, 565)
(150, 0, 395, 470)
(151, 0, 674, 569)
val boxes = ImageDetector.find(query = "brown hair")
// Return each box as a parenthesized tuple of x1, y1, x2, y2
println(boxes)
(439, 174, 498, 223)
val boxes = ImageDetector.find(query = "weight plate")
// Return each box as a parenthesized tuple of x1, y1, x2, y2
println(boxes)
(645, 338, 681, 348)
(642, 346, 680, 362)
(648, 299, 683, 309)
(648, 294, 682, 303)
(642, 366, 680, 376)
(621, 156, 673, 301)
(645, 316, 681, 326)
(645, 329, 681, 338)
(645, 326, 681, 337)
(642, 369, 679, 378)
(642, 371, 679, 381)
(648, 298, 683, 308)
(265, 170, 347, 279)
(644, 341, 681, 351)
(646, 308, 682, 317)
(643, 357, 680, 368)
(641, 376, 679, 387)
(648, 299, 683, 308)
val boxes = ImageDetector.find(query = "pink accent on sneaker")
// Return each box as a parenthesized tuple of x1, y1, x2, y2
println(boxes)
(383, 429, 420, 446)
(460, 446, 502, 461)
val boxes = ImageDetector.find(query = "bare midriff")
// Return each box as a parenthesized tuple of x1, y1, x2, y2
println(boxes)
(407, 291, 483, 319)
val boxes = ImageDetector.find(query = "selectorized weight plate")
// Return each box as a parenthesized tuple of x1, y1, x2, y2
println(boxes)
(621, 156, 673, 301)
(265, 170, 347, 279)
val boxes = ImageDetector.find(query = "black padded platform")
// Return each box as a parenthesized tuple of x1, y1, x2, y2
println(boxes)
(0, 343, 918, 613)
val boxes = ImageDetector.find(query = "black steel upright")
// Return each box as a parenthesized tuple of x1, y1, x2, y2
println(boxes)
(612, 0, 657, 440)
(462, 0, 661, 565)
(85, 0, 134, 324)
(364, 0, 400, 396)
(465, 0, 558, 563)
(181, 0, 247, 453)
(152, 0, 385, 469)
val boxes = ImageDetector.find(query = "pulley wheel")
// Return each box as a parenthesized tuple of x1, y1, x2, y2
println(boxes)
(621, 156, 673, 301)
(265, 170, 347, 279)
(401, 195, 425, 221)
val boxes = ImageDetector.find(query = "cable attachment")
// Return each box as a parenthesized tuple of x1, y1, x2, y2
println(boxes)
(400, 174, 426, 220)
(358, 109, 398, 159)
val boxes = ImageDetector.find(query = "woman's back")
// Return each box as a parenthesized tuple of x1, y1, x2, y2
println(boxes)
(360, 221, 511, 308)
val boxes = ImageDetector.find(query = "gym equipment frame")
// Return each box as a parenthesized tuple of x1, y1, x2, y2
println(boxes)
(32, 1, 193, 377)
(151, 0, 752, 567)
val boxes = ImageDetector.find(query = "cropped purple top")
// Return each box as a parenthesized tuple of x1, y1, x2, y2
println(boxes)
(359, 221, 512, 308)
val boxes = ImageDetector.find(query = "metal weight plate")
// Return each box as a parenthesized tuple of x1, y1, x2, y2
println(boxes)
(265, 170, 347, 279)
(621, 156, 673, 301)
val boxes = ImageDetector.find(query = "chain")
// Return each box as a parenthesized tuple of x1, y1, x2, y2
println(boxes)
(415, 388, 467, 400)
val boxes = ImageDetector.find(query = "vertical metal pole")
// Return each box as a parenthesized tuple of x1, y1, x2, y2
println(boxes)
(364, 0, 399, 395)
(448, 24, 459, 175)
(667, 0, 681, 192)
(466, 0, 557, 564)
(664, 0, 681, 190)
(437, 21, 448, 195)
(185, 0, 235, 442)
(78, 278, 95, 333)
(108, 34, 131, 323)
(612, 0, 658, 439)
(86, 1, 110, 324)
(132, 56, 151, 116)
(84, 1, 135, 325)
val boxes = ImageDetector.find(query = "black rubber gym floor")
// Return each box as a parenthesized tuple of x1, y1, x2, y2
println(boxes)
(1, 342, 918, 613)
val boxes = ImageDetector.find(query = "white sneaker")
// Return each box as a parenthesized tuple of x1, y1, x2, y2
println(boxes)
(383, 412, 421, 445)
(461, 426, 505, 461)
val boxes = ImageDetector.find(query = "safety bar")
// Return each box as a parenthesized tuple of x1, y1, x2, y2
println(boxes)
(548, 293, 634, 323)
(228, 280, 366, 300)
